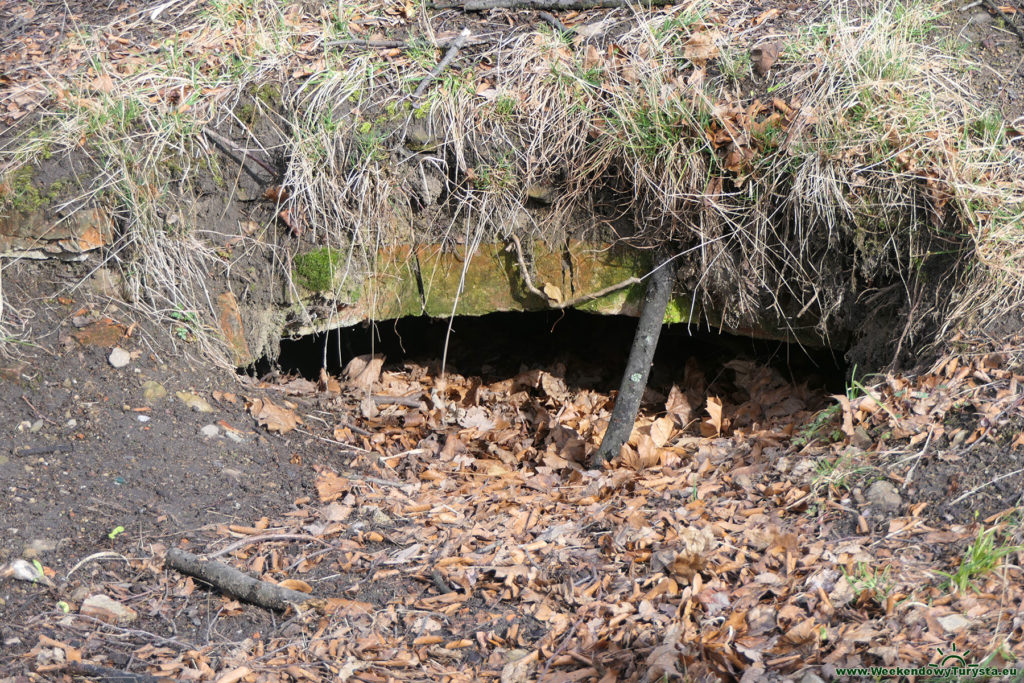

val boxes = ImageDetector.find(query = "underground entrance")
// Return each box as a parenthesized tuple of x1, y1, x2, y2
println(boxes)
(248, 310, 848, 409)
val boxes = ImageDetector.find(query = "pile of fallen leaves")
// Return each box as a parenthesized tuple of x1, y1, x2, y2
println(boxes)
(5, 342, 1024, 682)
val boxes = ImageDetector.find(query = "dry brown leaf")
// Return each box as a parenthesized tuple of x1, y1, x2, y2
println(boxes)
(650, 415, 674, 448)
(701, 396, 724, 437)
(683, 31, 720, 66)
(344, 354, 384, 389)
(750, 41, 782, 76)
(315, 471, 349, 502)
(278, 579, 312, 593)
(246, 397, 302, 433)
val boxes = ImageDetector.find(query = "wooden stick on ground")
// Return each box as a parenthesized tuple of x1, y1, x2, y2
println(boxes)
(982, 0, 1024, 43)
(452, 0, 678, 11)
(60, 662, 161, 683)
(202, 129, 276, 181)
(413, 28, 471, 98)
(538, 11, 573, 34)
(164, 548, 313, 611)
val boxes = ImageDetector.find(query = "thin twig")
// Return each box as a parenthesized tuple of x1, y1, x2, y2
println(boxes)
(982, 0, 1024, 43)
(949, 467, 1024, 506)
(202, 128, 276, 181)
(443, 0, 677, 10)
(207, 533, 332, 559)
(538, 11, 572, 34)
(508, 234, 643, 309)
(324, 38, 409, 49)
(413, 28, 471, 98)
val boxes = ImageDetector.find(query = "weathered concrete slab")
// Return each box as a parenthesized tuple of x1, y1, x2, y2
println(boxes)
(1, 207, 113, 260)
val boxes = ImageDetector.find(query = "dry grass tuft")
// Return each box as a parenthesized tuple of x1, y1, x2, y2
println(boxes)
(1, 0, 1022, 360)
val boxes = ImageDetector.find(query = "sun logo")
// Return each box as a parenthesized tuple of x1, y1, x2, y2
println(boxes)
(936, 643, 971, 667)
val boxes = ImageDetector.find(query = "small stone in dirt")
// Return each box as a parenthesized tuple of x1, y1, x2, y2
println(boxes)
(22, 538, 57, 559)
(142, 380, 167, 402)
(108, 347, 131, 368)
(200, 424, 221, 439)
(799, 673, 827, 683)
(865, 480, 901, 512)
(137, 415, 150, 423)
(937, 613, 972, 633)
(176, 391, 215, 413)
(221, 468, 242, 481)
(370, 507, 393, 526)
(851, 426, 873, 450)
(80, 594, 137, 624)
(224, 430, 245, 444)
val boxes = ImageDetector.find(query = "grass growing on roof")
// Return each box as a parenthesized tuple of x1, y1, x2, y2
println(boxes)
(1, 0, 1022, 360)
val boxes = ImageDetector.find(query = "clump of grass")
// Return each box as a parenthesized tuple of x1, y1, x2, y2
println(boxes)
(843, 562, 894, 606)
(1, 0, 1022, 362)
(937, 526, 1023, 594)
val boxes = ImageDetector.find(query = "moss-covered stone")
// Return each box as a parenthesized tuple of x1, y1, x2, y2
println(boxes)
(293, 247, 342, 291)
(570, 242, 650, 316)
(2, 167, 45, 214)
(365, 245, 424, 319)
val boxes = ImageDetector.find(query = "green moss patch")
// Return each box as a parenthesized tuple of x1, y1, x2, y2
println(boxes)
(293, 247, 342, 292)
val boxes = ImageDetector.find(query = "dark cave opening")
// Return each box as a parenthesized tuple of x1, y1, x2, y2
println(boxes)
(245, 310, 848, 396)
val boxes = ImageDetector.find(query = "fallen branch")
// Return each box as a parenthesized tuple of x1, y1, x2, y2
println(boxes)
(60, 662, 161, 683)
(982, 0, 1024, 43)
(164, 548, 313, 611)
(509, 235, 642, 308)
(324, 38, 409, 49)
(591, 255, 676, 467)
(12, 442, 73, 457)
(413, 28, 471, 98)
(372, 394, 424, 407)
(202, 128, 276, 182)
(538, 11, 573, 33)
(442, 0, 678, 10)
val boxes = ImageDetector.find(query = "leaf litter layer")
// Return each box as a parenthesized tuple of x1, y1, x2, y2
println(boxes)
(6, 332, 1024, 681)
(1, 0, 1023, 364)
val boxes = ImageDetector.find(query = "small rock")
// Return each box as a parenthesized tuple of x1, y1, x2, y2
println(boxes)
(200, 424, 221, 439)
(108, 347, 131, 368)
(405, 122, 437, 152)
(175, 391, 215, 413)
(865, 480, 901, 513)
(851, 426, 873, 450)
(22, 538, 57, 559)
(937, 613, 972, 633)
(80, 594, 137, 624)
(371, 508, 393, 526)
(526, 184, 557, 205)
(137, 415, 150, 423)
(29, 420, 43, 433)
(799, 673, 827, 683)
(221, 468, 242, 481)
(224, 430, 245, 444)
(66, 419, 77, 428)
(142, 381, 167, 402)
